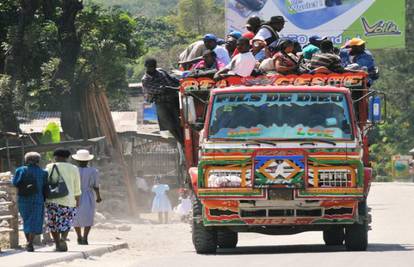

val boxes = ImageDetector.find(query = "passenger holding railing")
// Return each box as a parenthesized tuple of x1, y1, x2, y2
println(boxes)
(273, 39, 300, 75)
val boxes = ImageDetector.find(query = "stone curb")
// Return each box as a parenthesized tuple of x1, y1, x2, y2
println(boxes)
(24, 242, 129, 267)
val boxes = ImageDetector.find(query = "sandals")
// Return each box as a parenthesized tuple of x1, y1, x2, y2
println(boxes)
(77, 237, 89, 245)
(26, 243, 34, 252)
(55, 239, 68, 252)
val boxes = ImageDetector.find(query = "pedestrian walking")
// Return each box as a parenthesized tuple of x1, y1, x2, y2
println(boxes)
(151, 176, 172, 224)
(45, 148, 81, 252)
(72, 149, 102, 245)
(12, 152, 48, 252)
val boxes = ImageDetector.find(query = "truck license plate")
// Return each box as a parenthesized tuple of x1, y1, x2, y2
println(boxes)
(268, 189, 293, 200)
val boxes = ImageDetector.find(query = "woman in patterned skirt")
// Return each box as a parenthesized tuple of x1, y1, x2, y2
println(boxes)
(45, 148, 81, 252)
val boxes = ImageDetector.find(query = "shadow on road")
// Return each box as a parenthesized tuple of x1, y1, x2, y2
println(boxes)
(216, 243, 414, 255)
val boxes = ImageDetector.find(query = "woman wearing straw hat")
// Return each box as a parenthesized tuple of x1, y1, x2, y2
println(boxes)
(72, 149, 102, 245)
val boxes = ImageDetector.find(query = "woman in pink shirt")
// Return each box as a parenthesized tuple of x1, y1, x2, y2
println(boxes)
(192, 50, 225, 71)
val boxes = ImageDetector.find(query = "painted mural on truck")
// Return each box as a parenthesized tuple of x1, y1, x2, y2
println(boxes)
(226, 0, 406, 49)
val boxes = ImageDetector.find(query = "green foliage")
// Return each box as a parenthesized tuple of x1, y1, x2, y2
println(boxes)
(74, 4, 144, 109)
(369, 49, 414, 176)
(171, 0, 224, 36)
(90, 0, 179, 18)
(0, 75, 18, 131)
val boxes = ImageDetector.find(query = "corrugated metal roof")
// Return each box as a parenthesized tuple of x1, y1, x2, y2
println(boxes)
(19, 112, 143, 134)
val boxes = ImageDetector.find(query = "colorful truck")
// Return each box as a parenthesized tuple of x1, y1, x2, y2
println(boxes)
(180, 72, 383, 254)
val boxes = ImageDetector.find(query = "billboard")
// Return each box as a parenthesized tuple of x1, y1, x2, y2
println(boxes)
(226, 0, 406, 49)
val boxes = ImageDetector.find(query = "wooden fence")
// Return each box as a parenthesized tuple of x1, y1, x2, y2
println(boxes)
(0, 175, 19, 250)
(131, 152, 179, 176)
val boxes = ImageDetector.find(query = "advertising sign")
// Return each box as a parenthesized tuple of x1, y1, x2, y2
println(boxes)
(226, 0, 406, 49)
(391, 155, 412, 178)
(143, 103, 158, 123)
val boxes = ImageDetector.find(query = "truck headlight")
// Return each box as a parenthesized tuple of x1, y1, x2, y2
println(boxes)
(206, 168, 251, 188)
(317, 168, 355, 187)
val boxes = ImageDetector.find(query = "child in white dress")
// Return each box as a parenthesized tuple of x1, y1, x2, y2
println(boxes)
(151, 176, 172, 224)
(174, 189, 192, 222)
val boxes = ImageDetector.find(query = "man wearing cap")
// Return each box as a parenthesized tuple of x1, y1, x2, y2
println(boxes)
(225, 31, 242, 57)
(203, 34, 231, 65)
(340, 38, 378, 83)
(254, 16, 285, 52)
(302, 35, 324, 60)
(246, 16, 262, 35)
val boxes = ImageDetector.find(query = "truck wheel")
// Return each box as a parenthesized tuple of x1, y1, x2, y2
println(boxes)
(344, 221, 368, 251)
(192, 199, 217, 254)
(345, 200, 369, 251)
(323, 227, 345, 245)
(217, 230, 238, 249)
(325, 0, 334, 7)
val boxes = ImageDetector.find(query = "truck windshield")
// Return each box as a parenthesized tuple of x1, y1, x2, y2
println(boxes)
(208, 92, 353, 140)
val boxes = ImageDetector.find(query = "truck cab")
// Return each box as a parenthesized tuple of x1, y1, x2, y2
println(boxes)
(180, 73, 382, 254)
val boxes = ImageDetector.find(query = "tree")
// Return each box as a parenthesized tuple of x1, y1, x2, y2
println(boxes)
(172, 0, 224, 36)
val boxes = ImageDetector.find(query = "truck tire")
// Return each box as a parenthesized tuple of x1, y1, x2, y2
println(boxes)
(325, 0, 334, 7)
(192, 199, 217, 254)
(344, 221, 368, 251)
(217, 230, 238, 249)
(345, 200, 368, 251)
(323, 227, 345, 245)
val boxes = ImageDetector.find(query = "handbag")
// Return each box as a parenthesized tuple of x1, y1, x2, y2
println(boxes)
(45, 164, 69, 199)
(17, 167, 37, 197)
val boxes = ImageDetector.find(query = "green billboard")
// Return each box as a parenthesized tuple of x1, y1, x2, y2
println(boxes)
(226, 0, 406, 49)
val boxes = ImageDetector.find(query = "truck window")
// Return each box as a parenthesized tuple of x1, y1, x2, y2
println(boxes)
(208, 92, 353, 140)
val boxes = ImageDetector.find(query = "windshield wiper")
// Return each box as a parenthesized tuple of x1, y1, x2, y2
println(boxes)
(281, 138, 337, 146)
(299, 138, 337, 146)
(218, 138, 277, 147)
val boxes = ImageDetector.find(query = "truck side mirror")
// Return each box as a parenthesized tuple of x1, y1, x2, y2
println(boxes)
(183, 96, 197, 124)
(368, 96, 382, 123)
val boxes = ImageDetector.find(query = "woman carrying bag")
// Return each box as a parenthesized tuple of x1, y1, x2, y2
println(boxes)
(45, 148, 81, 252)
(12, 152, 48, 252)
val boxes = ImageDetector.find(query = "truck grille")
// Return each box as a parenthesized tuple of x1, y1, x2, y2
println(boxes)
(240, 208, 322, 218)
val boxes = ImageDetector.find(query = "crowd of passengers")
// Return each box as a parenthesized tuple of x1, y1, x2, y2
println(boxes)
(141, 15, 379, 146)
(178, 15, 379, 85)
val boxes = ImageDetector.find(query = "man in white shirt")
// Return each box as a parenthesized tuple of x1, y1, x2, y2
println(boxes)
(203, 34, 231, 65)
(254, 16, 285, 52)
(214, 37, 256, 79)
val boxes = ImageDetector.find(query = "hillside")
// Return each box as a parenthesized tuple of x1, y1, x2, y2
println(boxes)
(90, 0, 179, 17)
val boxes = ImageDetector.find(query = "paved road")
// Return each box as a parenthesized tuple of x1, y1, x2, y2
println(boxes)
(133, 183, 414, 267)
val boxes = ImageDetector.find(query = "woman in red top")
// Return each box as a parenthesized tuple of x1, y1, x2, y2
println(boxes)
(274, 39, 299, 75)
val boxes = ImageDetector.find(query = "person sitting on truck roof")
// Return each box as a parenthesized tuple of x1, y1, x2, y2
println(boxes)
(273, 39, 299, 75)
(225, 31, 241, 57)
(203, 34, 231, 65)
(340, 38, 379, 84)
(141, 58, 183, 145)
(301, 35, 324, 60)
(178, 40, 206, 70)
(214, 37, 256, 80)
(309, 39, 345, 73)
(254, 16, 285, 53)
(192, 50, 225, 71)
(245, 16, 262, 35)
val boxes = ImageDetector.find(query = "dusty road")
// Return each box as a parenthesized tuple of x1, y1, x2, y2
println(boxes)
(53, 182, 414, 267)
